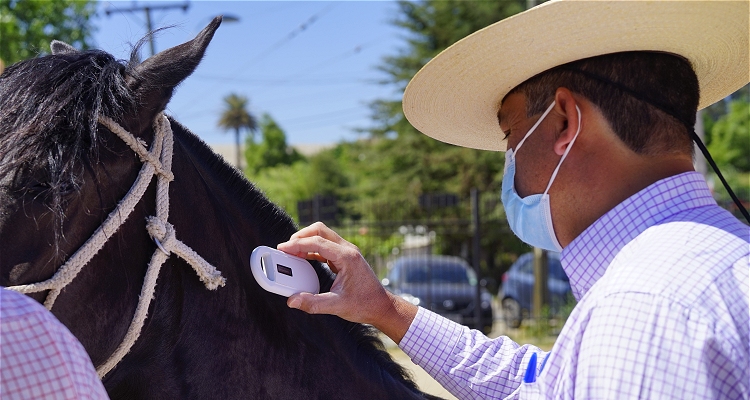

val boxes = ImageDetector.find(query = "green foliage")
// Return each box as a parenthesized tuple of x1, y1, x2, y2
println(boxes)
(250, 161, 311, 222)
(218, 93, 256, 167)
(518, 293, 576, 346)
(380, 0, 526, 90)
(245, 114, 304, 175)
(0, 0, 97, 65)
(218, 93, 256, 135)
(706, 100, 750, 172)
(361, 0, 524, 211)
(707, 168, 750, 220)
(244, 0, 530, 285)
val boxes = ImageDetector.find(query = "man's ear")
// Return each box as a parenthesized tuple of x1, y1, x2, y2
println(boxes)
(552, 88, 582, 156)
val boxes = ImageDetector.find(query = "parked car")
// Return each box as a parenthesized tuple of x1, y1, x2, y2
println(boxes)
(382, 255, 494, 333)
(500, 252, 572, 328)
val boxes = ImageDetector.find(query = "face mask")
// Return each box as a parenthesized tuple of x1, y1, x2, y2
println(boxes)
(501, 101, 581, 252)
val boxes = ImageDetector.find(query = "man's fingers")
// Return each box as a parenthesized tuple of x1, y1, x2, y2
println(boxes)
(290, 222, 345, 244)
(304, 253, 340, 273)
(287, 292, 340, 315)
(277, 236, 349, 272)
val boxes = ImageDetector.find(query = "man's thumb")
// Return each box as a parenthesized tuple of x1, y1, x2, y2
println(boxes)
(287, 292, 337, 315)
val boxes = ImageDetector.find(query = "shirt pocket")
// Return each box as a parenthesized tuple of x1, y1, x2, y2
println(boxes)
(518, 381, 543, 400)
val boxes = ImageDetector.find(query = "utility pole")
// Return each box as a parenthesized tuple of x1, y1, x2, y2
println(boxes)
(105, 2, 190, 56)
(471, 188, 482, 330)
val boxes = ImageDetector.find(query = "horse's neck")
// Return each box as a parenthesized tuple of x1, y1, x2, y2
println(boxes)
(103, 130, 426, 399)
(169, 134, 282, 270)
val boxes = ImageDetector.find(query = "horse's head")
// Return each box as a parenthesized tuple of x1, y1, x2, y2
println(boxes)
(0, 19, 438, 399)
(0, 18, 230, 379)
(0, 18, 222, 287)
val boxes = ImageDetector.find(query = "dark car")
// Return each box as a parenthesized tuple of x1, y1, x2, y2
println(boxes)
(382, 255, 494, 333)
(500, 252, 573, 328)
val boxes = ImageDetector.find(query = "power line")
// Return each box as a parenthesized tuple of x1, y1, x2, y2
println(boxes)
(231, 3, 337, 74)
(176, 3, 337, 114)
(104, 1, 190, 56)
(281, 107, 364, 127)
(192, 75, 374, 86)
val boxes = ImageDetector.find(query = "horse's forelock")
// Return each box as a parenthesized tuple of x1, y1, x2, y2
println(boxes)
(0, 49, 137, 247)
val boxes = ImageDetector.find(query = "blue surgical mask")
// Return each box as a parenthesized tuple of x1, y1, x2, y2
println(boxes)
(501, 101, 581, 252)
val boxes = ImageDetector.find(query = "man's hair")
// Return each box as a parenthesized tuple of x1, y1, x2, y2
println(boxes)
(505, 51, 699, 155)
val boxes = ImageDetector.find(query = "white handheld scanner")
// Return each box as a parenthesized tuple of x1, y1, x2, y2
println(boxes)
(250, 246, 320, 297)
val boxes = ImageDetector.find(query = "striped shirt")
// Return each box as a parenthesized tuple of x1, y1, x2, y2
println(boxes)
(0, 288, 108, 399)
(399, 172, 749, 399)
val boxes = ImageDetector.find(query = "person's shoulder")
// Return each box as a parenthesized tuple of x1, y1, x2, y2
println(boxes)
(612, 203, 747, 277)
(586, 207, 748, 324)
(0, 287, 51, 321)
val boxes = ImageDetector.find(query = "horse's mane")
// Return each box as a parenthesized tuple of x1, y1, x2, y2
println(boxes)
(0, 46, 421, 395)
(171, 121, 422, 394)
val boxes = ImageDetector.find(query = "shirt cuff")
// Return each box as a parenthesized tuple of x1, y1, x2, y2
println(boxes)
(398, 307, 468, 378)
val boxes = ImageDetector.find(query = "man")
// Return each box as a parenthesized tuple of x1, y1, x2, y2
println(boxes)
(277, 1, 749, 398)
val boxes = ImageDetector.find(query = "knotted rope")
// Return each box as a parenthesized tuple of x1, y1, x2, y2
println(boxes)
(7, 113, 225, 378)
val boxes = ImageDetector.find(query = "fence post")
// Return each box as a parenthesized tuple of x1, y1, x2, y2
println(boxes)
(532, 247, 549, 322)
(471, 188, 482, 330)
(312, 194, 321, 222)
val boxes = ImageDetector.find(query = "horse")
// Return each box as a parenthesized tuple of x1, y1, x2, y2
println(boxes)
(0, 17, 441, 399)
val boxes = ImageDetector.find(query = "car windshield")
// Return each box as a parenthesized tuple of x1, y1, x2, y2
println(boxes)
(404, 262, 475, 285)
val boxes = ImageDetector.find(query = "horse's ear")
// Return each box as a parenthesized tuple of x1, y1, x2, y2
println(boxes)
(126, 16, 222, 104)
(51, 40, 78, 55)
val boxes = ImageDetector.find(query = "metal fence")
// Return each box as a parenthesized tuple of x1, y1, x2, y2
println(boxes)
(296, 190, 576, 336)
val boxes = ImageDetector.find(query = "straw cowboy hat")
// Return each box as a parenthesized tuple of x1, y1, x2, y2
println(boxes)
(402, 0, 750, 151)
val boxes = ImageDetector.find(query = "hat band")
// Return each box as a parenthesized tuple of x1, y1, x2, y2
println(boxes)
(559, 66, 750, 223)
(558, 66, 694, 132)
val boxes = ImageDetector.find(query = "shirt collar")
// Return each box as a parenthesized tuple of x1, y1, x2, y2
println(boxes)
(560, 172, 716, 300)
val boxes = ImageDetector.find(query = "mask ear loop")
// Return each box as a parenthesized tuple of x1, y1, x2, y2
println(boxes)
(544, 105, 582, 195)
(514, 102, 557, 153)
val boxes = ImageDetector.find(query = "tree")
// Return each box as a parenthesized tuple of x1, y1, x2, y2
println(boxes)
(355, 1, 524, 213)
(250, 161, 312, 222)
(706, 100, 750, 173)
(218, 93, 256, 168)
(0, 0, 97, 65)
(245, 114, 304, 175)
(352, 0, 527, 281)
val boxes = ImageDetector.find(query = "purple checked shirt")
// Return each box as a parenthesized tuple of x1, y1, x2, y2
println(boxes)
(399, 172, 749, 399)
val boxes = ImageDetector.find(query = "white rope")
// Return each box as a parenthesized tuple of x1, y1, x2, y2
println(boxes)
(7, 113, 225, 378)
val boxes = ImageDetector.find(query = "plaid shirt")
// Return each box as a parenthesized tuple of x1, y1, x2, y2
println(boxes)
(0, 288, 108, 399)
(399, 172, 749, 399)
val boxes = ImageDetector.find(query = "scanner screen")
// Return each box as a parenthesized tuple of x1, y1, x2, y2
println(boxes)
(277, 264, 293, 277)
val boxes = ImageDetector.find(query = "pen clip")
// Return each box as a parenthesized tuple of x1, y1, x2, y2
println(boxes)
(523, 353, 538, 383)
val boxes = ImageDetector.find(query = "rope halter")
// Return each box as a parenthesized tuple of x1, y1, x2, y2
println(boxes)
(7, 113, 226, 378)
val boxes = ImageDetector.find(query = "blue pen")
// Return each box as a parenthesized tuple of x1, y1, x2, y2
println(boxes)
(540, 352, 551, 374)
(523, 353, 538, 383)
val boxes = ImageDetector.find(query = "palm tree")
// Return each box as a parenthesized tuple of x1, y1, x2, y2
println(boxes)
(218, 93, 257, 168)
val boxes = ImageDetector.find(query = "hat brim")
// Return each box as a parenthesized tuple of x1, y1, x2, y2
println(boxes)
(403, 0, 750, 152)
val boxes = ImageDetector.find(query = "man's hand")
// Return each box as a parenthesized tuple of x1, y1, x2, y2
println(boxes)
(277, 222, 418, 343)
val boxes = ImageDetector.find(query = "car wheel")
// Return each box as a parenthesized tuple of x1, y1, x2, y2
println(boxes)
(502, 298, 522, 329)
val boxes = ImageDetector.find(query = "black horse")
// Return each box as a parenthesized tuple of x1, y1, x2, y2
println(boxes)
(0, 18, 440, 399)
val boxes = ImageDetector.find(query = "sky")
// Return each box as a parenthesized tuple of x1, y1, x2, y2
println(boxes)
(94, 1, 404, 146)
